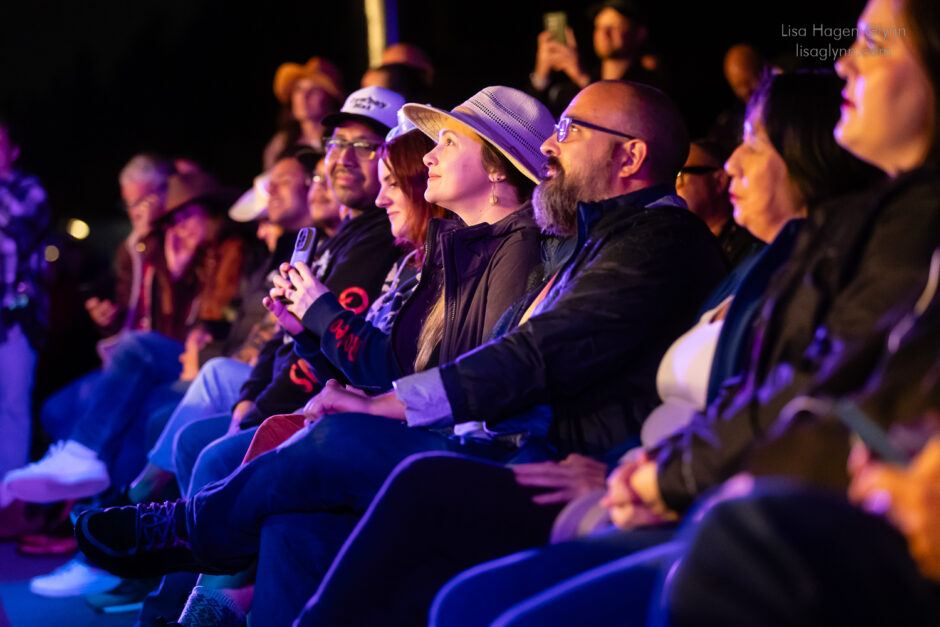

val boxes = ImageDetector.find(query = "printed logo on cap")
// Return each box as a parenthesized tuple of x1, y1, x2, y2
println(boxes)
(348, 96, 389, 112)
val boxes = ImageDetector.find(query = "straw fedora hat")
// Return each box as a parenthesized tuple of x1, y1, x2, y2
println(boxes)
(402, 86, 554, 184)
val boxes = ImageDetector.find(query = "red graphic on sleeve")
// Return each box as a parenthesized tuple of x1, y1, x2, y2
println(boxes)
(338, 287, 369, 314)
(289, 358, 319, 393)
(328, 319, 363, 362)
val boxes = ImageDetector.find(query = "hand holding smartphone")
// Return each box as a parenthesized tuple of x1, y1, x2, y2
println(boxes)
(279, 227, 321, 304)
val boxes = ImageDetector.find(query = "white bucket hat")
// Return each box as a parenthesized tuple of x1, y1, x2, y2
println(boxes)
(401, 86, 554, 184)
(228, 172, 271, 222)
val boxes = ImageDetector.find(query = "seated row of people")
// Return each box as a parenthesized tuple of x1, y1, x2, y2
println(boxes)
(9, 0, 940, 622)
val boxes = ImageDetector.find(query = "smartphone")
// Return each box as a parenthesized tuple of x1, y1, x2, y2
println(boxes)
(543, 11, 568, 44)
(279, 227, 322, 304)
(289, 227, 320, 268)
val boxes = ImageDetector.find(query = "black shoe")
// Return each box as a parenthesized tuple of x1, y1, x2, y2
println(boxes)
(75, 500, 203, 578)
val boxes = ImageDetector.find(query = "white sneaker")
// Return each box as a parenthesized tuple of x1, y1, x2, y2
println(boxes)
(5, 440, 110, 503)
(29, 557, 122, 597)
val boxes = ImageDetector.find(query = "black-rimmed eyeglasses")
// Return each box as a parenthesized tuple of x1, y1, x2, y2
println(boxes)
(554, 116, 638, 143)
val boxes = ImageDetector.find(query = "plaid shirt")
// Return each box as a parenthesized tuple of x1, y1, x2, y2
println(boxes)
(0, 168, 50, 343)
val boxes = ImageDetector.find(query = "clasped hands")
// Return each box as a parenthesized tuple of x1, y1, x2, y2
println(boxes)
(263, 261, 330, 335)
(512, 450, 676, 530)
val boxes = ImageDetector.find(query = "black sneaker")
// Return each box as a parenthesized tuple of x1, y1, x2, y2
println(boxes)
(75, 500, 203, 578)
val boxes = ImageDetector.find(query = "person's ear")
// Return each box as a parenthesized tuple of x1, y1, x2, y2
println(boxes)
(616, 139, 648, 179)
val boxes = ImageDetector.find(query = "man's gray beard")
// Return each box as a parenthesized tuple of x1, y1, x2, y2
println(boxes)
(533, 174, 580, 236)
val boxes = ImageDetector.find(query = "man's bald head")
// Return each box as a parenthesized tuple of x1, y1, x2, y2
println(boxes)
(581, 80, 689, 185)
(724, 44, 763, 102)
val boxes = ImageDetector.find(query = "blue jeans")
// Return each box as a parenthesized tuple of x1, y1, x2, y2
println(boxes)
(67, 330, 184, 455)
(187, 413, 552, 574)
(430, 525, 675, 627)
(293, 452, 565, 627)
(186, 427, 256, 498)
(149, 357, 252, 472)
(0, 323, 36, 477)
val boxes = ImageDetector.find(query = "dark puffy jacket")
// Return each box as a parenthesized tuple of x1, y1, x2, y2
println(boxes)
(236, 208, 400, 425)
(296, 206, 545, 391)
(654, 165, 940, 512)
(438, 184, 728, 457)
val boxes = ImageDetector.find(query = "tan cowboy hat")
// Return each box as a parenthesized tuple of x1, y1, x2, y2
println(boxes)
(273, 57, 344, 104)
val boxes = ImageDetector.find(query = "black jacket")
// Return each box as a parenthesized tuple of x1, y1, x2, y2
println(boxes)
(236, 208, 400, 425)
(655, 165, 940, 512)
(297, 206, 545, 391)
(438, 185, 728, 457)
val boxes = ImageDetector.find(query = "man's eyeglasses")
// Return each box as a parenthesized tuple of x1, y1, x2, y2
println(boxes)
(326, 139, 381, 160)
(677, 165, 721, 176)
(554, 116, 638, 143)
(676, 165, 721, 186)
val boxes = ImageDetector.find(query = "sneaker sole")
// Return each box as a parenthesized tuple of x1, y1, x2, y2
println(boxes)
(6, 476, 110, 504)
(29, 574, 122, 598)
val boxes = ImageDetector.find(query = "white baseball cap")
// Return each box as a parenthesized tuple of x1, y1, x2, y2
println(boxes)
(322, 86, 406, 135)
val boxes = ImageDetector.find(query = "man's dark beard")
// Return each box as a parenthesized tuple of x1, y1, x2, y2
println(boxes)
(533, 157, 579, 236)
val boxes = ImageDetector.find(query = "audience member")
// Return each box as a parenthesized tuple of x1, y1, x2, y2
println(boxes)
(160, 88, 405, 498)
(264, 57, 344, 170)
(0, 115, 50, 492)
(5, 171, 246, 503)
(675, 138, 759, 268)
(380, 42, 434, 86)
(530, 1, 664, 116)
(305, 155, 343, 236)
(709, 43, 766, 154)
(360, 63, 432, 103)
(126, 148, 320, 505)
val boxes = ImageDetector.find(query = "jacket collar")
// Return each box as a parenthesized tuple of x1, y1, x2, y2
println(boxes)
(575, 183, 685, 245)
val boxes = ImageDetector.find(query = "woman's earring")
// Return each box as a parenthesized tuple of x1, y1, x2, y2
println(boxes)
(489, 174, 505, 206)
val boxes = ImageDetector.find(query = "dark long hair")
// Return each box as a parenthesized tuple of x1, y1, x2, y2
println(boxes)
(747, 71, 880, 210)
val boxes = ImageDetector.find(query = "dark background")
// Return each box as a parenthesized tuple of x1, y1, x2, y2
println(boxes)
(1, 0, 864, 238)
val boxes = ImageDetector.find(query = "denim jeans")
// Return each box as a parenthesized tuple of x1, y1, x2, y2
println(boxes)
(0, 323, 36, 477)
(185, 426, 256, 498)
(68, 330, 184, 455)
(148, 357, 252, 472)
(430, 525, 675, 627)
(187, 413, 551, 574)
(292, 452, 565, 627)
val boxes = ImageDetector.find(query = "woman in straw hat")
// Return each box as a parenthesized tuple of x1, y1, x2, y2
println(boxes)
(272, 85, 558, 386)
